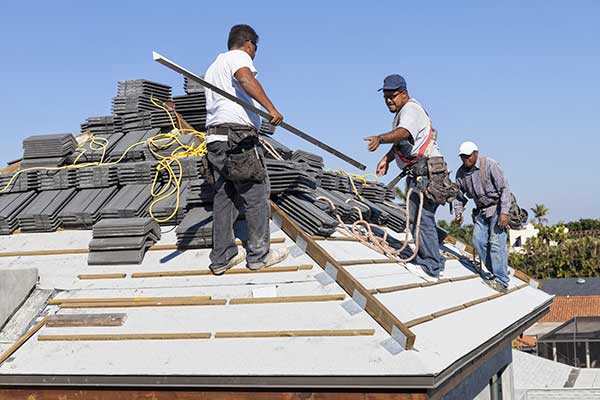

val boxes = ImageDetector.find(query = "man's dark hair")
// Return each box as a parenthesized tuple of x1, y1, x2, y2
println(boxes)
(228, 24, 259, 50)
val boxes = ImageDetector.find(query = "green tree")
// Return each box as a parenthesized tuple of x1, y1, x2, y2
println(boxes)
(395, 187, 406, 201)
(531, 204, 549, 225)
(438, 220, 474, 246)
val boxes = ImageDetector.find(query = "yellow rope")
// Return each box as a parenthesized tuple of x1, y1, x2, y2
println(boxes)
(0, 97, 208, 225)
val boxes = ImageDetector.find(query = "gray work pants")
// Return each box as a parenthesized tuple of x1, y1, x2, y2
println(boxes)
(206, 140, 271, 267)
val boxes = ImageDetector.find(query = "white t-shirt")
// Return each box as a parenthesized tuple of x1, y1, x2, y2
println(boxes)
(205, 50, 262, 143)
(392, 99, 442, 169)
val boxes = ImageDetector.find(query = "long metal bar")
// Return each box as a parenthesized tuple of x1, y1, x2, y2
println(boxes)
(152, 51, 366, 171)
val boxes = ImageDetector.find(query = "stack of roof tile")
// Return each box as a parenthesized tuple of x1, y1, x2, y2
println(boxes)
(0, 171, 39, 193)
(17, 188, 76, 232)
(151, 180, 192, 225)
(183, 77, 204, 94)
(361, 181, 388, 204)
(39, 169, 79, 191)
(173, 93, 207, 130)
(186, 179, 214, 206)
(260, 134, 293, 160)
(116, 161, 157, 185)
(112, 80, 171, 115)
(175, 206, 213, 249)
(290, 150, 324, 173)
(88, 217, 161, 265)
(58, 187, 119, 229)
(105, 128, 159, 162)
(385, 187, 396, 201)
(72, 132, 125, 163)
(265, 159, 317, 194)
(0, 191, 36, 234)
(80, 116, 116, 136)
(78, 165, 118, 188)
(21, 134, 77, 168)
(259, 119, 276, 136)
(312, 187, 354, 223)
(328, 190, 371, 222)
(99, 184, 153, 219)
(120, 110, 180, 132)
(276, 192, 338, 237)
(143, 134, 201, 162)
(378, 201, 407, 233)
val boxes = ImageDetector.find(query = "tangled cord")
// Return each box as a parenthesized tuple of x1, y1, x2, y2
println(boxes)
(0, 96, 208, 224)
(317, 188, 424, 263)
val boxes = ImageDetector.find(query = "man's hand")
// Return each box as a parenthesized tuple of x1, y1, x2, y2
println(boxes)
(498, 213, 509, 229)
(376, 158, 389, 176)
(455, 213, 464, 225)
(364, 136, 381, 152)
(268, 109, 283, 125)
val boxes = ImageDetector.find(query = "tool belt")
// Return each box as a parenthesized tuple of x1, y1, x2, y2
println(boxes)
(405, 156, 459, 205)
(208, 124, 266, 183)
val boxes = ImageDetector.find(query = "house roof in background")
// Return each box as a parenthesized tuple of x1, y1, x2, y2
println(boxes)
(540, 296, 600, 323)
(540, 278, 600, 296)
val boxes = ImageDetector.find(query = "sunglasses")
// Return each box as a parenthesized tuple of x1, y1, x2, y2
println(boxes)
(383, 91, 402, 101)
(249, 40, 258, 50)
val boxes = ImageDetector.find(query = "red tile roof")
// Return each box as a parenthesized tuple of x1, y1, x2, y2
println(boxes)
(540, 296, 600, 322)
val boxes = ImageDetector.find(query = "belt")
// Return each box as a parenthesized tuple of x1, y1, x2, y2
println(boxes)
(206, 124, 256, 135)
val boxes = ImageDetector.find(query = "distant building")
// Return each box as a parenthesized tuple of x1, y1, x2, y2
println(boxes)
(509, 223, 539, 251)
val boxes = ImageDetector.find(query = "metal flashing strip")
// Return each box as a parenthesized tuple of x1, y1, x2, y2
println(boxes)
(315, 262, 337, 286)
(270, 202, 417, 349)
(341, 289, 367, 316)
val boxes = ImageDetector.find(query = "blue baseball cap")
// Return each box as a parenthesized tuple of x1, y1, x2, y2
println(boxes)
(378, 74, 407, 92)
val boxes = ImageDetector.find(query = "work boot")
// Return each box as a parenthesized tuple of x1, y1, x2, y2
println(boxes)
(484, 279, 508, 294)
(247, 248, 289, 271)
(209, 248, 246, 276)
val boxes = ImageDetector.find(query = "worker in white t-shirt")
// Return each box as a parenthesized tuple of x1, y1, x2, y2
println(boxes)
(364, 75, 445, 281)
(204, 24, 288, 275)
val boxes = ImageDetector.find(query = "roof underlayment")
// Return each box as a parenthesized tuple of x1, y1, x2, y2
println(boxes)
(0, 221, 551, 389)
(0, 78, 552, 392)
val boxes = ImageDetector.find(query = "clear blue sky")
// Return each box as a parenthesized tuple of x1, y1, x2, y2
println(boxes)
(0, 1, 598, 223)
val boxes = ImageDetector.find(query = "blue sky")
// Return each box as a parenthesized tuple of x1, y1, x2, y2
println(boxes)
(0, 1, 598, 223)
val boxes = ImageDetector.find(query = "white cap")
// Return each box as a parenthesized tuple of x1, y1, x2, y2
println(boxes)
(459, 141, 478, 156)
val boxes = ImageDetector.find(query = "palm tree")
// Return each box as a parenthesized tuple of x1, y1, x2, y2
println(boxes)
(531, 204, 549, 225)
(395, 187, 406, 201)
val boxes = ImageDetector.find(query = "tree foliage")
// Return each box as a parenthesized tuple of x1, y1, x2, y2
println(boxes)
(438, 220, 474, 246)
(530, 203, 549, 225)
(509, 224, 600, 278)
(562, 218, 600, 232)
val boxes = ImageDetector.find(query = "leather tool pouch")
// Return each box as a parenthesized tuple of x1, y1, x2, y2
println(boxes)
(424, 156, 460, 205)
(224, 126, 266, 182)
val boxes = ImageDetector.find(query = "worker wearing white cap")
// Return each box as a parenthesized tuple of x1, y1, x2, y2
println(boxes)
(453, 141, 511, 293)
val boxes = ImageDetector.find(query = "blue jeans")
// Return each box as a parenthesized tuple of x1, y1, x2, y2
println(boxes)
(408, 191, 444, 277)
(472, 211, 509, 288)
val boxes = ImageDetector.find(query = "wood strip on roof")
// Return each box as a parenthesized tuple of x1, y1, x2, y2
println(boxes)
(38, 333, 212, 341)
(130, 264, 313, 278)
(58, 299, 227, 309)
(78, 273, 127, 280)
(271, 202, 417, 350)
(0, 317, 47, 364)
(214, 329, 375, 338)
(0, 238, 286, 258)
(46, 313, 127, 327)
(229, 294, 346, 305)
(405, 283, 530, 328)
(48, 295, 212, 305)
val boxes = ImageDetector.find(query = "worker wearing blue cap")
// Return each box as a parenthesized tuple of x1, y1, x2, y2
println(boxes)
(364, 74, 446, 282)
